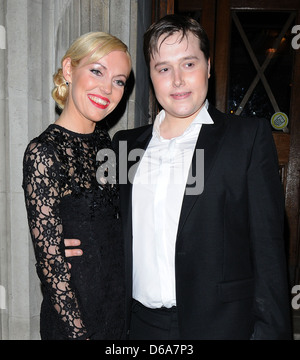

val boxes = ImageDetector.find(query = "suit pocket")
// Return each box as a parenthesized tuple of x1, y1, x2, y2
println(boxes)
(218, 278, 254, 303)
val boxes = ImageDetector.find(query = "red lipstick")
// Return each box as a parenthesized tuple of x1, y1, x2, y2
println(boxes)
(88, 94, 110, 109)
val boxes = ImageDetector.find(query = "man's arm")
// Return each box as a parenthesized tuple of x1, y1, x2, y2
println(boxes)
(247, 118, 292, 339)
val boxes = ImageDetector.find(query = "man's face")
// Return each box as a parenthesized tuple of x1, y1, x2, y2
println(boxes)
(150, 31, 210, 123)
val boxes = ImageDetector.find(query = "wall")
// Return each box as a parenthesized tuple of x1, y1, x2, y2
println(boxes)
(0, 0, 151, 340)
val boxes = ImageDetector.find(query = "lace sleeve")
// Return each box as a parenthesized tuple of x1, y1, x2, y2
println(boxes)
(22, 141, 88, 339)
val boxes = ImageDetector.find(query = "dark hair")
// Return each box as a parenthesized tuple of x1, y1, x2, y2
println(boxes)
(143, 14, 210, 68)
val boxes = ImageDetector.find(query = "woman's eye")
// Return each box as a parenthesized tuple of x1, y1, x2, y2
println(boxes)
(115, 80, 126, 87)
(90, 69, 102, 76)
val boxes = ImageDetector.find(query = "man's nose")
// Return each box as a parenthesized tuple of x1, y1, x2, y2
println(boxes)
(173, 69, 184, 87)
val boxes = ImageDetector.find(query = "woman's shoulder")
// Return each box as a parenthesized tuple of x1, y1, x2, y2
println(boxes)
(24, 125, 61, 160)
(22, 126, 63, 185)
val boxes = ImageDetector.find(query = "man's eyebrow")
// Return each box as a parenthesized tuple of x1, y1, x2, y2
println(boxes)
(154, 56, 200, 69)
(154, 61, 168, 69)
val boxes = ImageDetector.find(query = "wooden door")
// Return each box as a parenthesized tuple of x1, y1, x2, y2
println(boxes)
(153, 0, 300, 285)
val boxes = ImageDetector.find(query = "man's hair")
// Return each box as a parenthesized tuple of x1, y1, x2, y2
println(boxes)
(143, 14, 210, 68)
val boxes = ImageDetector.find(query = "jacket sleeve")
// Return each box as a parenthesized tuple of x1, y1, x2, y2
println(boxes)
(247, 119, 292, 339)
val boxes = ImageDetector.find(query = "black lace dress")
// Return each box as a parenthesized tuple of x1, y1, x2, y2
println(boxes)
(22, 123, 125, 340)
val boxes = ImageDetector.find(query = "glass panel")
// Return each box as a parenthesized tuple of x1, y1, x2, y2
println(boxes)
(175, 0, 202, 20)
(175, 9, 202, 22)
(228, 11, 295, 130)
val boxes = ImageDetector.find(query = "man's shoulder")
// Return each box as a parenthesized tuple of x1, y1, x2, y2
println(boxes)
(112, 124, 153, 151)
(113, 124, 153, 141)
(209, 104, 269, 133)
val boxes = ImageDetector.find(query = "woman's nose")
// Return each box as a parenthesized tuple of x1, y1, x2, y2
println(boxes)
(100, 79, 112, 95)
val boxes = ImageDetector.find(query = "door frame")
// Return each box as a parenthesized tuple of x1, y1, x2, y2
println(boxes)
(213, 0, 300, 284)
(153, 0, 300, 283)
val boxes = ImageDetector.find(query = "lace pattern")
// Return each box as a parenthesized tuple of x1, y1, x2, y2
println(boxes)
(23, 123, 118, 339)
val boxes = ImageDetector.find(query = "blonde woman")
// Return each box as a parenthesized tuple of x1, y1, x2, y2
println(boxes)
(23, 32, 132, 340)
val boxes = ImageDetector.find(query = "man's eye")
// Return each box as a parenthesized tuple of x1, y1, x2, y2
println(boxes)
(185, 62, 194, 68)
(159, 68, 168, 73)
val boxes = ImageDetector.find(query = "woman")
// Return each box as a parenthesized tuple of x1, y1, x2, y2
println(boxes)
(22, 32, 132, 340)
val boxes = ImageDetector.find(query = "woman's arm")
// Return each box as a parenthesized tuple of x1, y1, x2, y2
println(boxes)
(23, 141, 89, 339)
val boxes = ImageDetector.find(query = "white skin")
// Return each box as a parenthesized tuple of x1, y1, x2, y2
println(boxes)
(61, 50, 131, 262)
(65, 31, 211, 257)
(57, 50, 131, 134)
(150, 31, 210, 139)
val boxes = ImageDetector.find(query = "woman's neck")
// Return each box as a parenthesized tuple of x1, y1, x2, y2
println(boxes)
(55, 109, 96, 135)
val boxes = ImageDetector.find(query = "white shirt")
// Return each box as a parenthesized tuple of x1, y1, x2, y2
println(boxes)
(132, 101, 213, 308)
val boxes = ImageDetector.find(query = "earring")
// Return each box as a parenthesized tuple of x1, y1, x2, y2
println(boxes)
(66, 81, 69, 86)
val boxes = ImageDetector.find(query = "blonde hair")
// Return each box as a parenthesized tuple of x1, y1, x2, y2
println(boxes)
(52, 32, 131, 109)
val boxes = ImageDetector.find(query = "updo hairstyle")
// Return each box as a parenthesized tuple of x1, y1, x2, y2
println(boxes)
(52, 32, 131, 109)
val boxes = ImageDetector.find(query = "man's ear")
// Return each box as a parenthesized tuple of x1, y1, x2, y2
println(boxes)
(207, 58, 211, 79)
(62, 57, 72, 84)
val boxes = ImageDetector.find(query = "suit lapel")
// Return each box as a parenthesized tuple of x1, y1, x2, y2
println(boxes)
(120, 125, 153, 314)
(177, 106, 228, 236)
(129, 126, 153, 152)
(127, 125, 153, 181)
(122, 108, 228, 244)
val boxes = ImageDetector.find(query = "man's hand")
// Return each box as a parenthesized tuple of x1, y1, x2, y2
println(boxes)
(64, 239, 83, 269)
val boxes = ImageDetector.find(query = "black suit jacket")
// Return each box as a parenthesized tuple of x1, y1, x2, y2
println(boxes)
(113, 105, 292, 340)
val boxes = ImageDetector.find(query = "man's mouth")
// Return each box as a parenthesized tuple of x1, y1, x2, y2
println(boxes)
(88, 94, 110, 109)
(170, 92, 191, 100)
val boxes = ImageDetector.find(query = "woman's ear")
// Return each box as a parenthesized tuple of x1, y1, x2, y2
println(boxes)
(62, 57, 72, 84)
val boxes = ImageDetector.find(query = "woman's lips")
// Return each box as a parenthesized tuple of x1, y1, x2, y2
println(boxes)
(88, 94, 110, 109)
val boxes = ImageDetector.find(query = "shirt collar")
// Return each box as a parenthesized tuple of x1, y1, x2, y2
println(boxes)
(153, 100, 214, 139)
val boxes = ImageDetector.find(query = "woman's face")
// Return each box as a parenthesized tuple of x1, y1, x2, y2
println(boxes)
(64, 50, 131, 125)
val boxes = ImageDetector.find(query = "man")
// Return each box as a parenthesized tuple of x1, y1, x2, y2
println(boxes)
(66, 14, 292, 339)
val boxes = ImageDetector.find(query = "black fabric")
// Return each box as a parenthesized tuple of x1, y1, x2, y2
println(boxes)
(23, 123, 125, 340)
(129, 300, 180, 340)
(114, 105, 292, 340)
